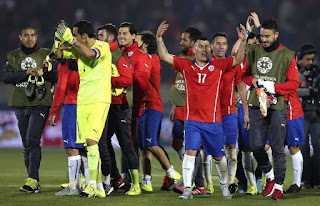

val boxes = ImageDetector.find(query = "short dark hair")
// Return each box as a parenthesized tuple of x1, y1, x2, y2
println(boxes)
(184, 27, 202, 42)
(194, 36, 209, 44)
(138, 31, 157, 54)
(73, 20, 95, 38)
(98, 23, 117, 38)
(119, 22, 137, 35)
(247, 32, 256, 41)
(297, 43, 317, 60)
(20, 25, 37, 35)
(261, 18, 278, 32)
(212, 32, 228, 42)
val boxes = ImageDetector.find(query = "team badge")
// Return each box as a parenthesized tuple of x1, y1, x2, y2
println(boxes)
(21, 57, 37, 71)
(257, 57, 272, 74)
(128, 51, 133, 57)
(208, 65, 215, 72)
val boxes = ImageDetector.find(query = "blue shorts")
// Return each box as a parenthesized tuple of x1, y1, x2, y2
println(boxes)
(222, 113, 238, 145)
(285, 116, 305, 146)
(184, 120, 224, 157)
(172, 119, 184, 139)
(139, 109, 163, 148)
(62, 104, 83, 149)
(238, 104, 250, 150)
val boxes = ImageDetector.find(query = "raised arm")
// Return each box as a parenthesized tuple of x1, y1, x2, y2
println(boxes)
(156, 21, 174, 66)
(232, 24, 247, 67)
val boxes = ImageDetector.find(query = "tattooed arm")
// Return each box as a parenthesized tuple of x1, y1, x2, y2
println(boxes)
(156, 21, 174, 66)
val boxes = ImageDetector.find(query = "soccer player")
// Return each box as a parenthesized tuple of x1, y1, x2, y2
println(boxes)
(211, 32, 250, 195)
(3, 25, 57, 193)
(136, 31, 181, 192)
(156, 21, 247, 199)
(242, 18, 300, 200)
(97, 23, 139, 195)
(54, 20, 112, 198)
(117, 22, 151, 195)
(48, 58, 85, 196)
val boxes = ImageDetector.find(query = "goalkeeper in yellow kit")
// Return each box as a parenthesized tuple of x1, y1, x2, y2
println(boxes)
(54, 20, 112, 198)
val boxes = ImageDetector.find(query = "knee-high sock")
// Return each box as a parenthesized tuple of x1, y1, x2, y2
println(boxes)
(201, 150, 212, 185)
(130, 169, 140, 187)
(227, 148, 237, 184)
(68, 155, 81, 190)
(291, 150, 303, 187)
(87, 144, 100, 188)
(215, 156, 228, 185)
(242, 151, 256, 187)
(182, 155, 195, 187)
(96, 159, 104, 190)
(81, 155, 90, 186)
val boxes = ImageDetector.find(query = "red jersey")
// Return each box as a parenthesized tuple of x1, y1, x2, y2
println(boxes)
(144, 54, 163, 112)
(50, 60, 79, 116)
(123, 42, 151, 117)
(110, 41, 133, 105)
(213, 57, 242, 116)
(173, 56, 234, 122)
(242, 44, 300, 101)
(287, 91, 304, 120)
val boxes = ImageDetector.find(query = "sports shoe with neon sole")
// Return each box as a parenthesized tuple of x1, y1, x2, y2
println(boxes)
(80, 184, 96, 198)
(95, 188, 106, 198)
(125, 185, 141, 196)
(35, 76, 46, 100)
(55, 187, 80, 196)
(206, 184, 214, 194)
(141, 183, 153, 192)
(21, 178, 41, 193)
(245, 186, 258, 195)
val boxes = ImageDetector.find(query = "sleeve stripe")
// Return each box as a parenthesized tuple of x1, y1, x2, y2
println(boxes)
(92, 48, 101, 59)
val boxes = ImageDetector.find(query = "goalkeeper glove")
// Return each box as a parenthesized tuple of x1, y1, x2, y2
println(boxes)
(55, 20, 76, 45)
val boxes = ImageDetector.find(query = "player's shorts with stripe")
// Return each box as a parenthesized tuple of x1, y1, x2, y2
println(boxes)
(76, 102, 110, 144)
(172, 119, 184, 139)
(238, 103, 250, 150)
(139, 109, 163, 148)
(184, 120, 224, 157)
(62, 104, 84, 149)
(222, 113, 238, 145)
(285, 116, 305, 146)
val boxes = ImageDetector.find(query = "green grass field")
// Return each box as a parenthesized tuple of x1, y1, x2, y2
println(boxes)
(0, 148, 319, 206)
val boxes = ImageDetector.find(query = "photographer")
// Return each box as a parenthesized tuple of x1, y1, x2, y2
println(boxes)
(297, 43, 320, 189)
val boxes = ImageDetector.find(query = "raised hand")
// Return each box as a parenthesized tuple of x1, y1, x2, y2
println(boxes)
(236, 24, 247, 42)
(250, 12, 261, 29)
(55, 20, 75, 45)
(156, 21, 169, 38)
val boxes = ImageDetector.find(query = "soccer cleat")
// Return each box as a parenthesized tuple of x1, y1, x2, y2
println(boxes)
(105, 184, 114, 196)
(256, 178, 262, 193)
(220, 183, 232, 199)
(257, 87, 268, 117)
(112, 177, 125, 191)
(35, 76, 46, 100)
(191, 186, 207, 195)
(178, 187, 193, 200)
(169, 171, 182, 182)
(237, 182, 247, 194)
(25, 75, 36, 98)
(141, 183, 153, 192)
(173, 183, 184, 194)
(263, 178, 275, 197)
(206, 184, 214, 194)
(22, 178, 41, 193)
(125, 185, 141, 196)
(245, 186, 258, 195)
(80, 184, 96, 198)
(228, 183, 238, 194)
(55, 187, 80, 196)
(19, 179, 29, 192)
(95, 188, 106, 198)
(161, 175, 175, 191)
(60, 183, 69, 189)
(284, 184, 301, 193)
(271, 189, 283, 200)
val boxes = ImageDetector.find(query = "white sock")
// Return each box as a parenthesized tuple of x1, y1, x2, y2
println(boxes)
(103, 174, 111, 185)
(242, 151, 257, 187)
(68, 155, 81, 190)
(81, 155, 90, 186)
(226, 148, 237, 184)
(182, 155, 195, 187)
(202, 153, 213, 185)
(166, 165, 176, 176)
(177, 148, 185, 161)
(266, 147, 273, 164)
(142, 174, 152, 185)
(291, 150, 303, 187)
(265, 168, 275, 181)
(215, 156, 228, 185)
(274, 183, 283, 192)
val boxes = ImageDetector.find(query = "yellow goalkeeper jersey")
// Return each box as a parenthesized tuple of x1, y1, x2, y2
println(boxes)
(63, 40, 112, 104)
